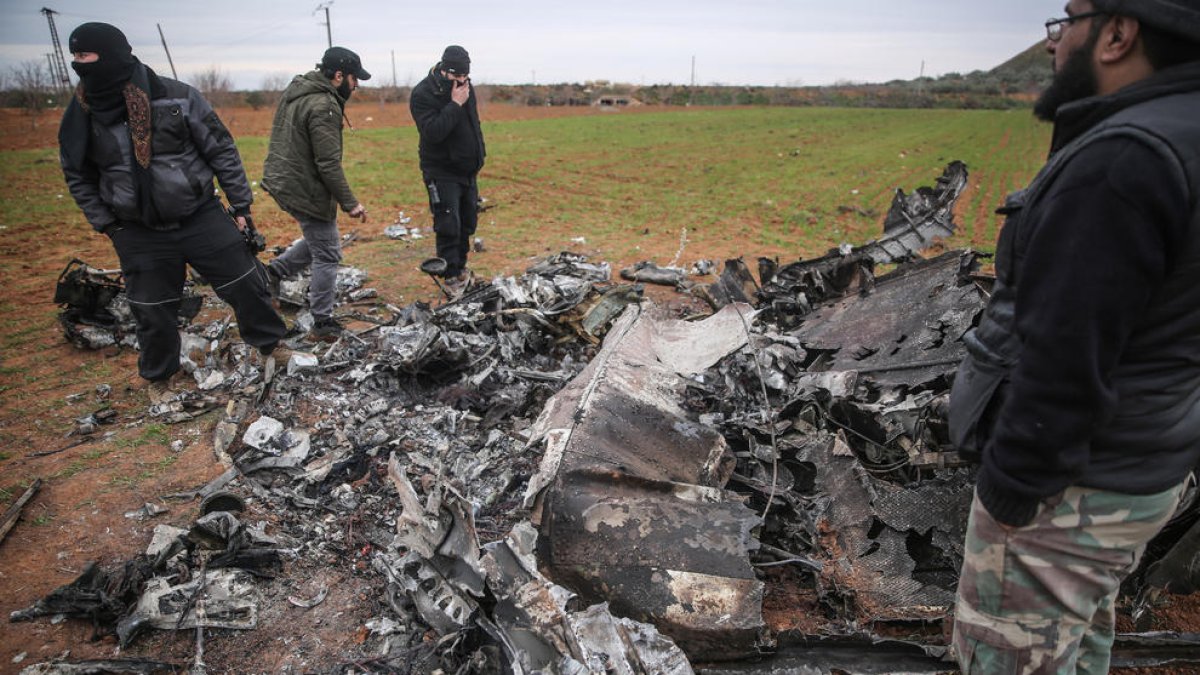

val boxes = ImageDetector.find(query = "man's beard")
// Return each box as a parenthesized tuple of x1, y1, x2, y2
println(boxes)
(1033, 33, 1101, 121)
(338, 80, 353, 100)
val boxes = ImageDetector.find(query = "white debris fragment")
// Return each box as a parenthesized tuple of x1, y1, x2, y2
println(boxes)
(287, 352, 320, 376)
(146, 524, 189, 557)
(243, 416, 284, 450)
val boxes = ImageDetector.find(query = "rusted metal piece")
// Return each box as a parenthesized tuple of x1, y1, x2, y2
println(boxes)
(526, 303, 765, 658)
(794, 427, 971, 622)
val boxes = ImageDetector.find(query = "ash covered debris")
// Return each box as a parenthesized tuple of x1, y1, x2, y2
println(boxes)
(20, 248, 664, 670)
(22, 159, 1200, 673)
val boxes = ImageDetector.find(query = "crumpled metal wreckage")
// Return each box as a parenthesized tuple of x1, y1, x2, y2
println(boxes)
(54, 258, 202, 351)
(21, 161, 1200, 672)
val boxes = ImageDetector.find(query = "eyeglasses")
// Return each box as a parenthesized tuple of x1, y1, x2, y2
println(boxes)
(1045, 10, 1107, 42)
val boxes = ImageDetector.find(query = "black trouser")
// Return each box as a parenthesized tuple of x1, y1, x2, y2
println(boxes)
(427, 176, 478, 278)
(107, 197, 286, 381)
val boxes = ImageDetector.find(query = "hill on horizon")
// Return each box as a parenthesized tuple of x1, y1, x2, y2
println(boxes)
(984, 41, 1052, 92)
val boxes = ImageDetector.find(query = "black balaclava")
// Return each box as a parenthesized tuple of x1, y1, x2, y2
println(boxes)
(69, 22, 137, 121)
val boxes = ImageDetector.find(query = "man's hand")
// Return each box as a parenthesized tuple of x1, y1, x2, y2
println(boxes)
(451, 79, 470, 106)
(348, 204, 368, 222)
(235, 215, 249, 232)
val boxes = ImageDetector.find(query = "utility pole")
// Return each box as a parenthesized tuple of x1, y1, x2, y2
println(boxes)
(391, 49, 397, 87)
(690, 55, 695, 87)
(41, 7, 71, 92)
(315, 2, 333, 49)
(157, 24, 178, 79)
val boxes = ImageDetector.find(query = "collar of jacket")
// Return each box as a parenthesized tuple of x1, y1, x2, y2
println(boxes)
(1051, 60, 1200, 153)
(291, 70, 347, 108)
(426, 66, 456, 95)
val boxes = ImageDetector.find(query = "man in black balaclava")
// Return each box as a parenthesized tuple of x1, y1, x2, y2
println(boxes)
(409, 45, 486, 295)
(59, 22, 286, 405)
(261, 47, 371, 340)
(67, 22, 138, 124)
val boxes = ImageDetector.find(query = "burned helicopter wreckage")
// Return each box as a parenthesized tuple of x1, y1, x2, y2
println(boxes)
(21, 160, 1200, 672)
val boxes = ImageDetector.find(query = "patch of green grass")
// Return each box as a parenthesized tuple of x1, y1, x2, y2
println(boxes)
(80, 447, 112, 461)
(0, 451, 11, 462)
(115, 424, 170, 449)
(54, 460, 89, 480)
(31, 512, 54, 526)
(110, 453, 176, 489)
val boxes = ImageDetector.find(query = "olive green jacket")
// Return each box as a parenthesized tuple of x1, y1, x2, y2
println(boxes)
(261, 71, 358, 222)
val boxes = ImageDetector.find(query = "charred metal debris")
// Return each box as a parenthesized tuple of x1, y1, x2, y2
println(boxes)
(20, 160, 1200, 673)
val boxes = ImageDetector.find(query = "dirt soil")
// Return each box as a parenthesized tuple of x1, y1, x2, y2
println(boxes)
(2, 102, 1198, 674)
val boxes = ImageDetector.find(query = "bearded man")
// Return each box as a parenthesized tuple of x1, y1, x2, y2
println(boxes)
(948, 1, 1200, 672)
(59, 22, 286, 402)
(262, 47, 371, 340)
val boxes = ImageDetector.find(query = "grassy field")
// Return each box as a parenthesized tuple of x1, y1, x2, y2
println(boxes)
(0, 106, 1050, 440)
(2, 106, 1050, 290)
(341, 106, 1051, 267)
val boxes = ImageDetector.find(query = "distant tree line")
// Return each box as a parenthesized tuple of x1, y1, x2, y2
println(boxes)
(1, 56, 1052, 113)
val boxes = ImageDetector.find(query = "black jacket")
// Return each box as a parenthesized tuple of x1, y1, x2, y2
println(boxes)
(61, 72, 251, 231)
(952, 61, 1200, 526)
(409, 67, 485, 180)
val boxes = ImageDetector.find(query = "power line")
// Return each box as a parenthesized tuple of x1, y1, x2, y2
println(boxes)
(157, 23, 177, 79)
(314, 2, 333, 49)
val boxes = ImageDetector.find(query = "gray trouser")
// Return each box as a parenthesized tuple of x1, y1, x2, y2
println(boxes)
(269, 217, 341, 318)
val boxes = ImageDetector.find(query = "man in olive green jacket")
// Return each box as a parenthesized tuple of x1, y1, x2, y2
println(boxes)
(262, 47, 370, 339)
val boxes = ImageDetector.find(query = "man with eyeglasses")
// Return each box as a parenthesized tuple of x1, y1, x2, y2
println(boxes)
(262, 47, 371, 340)
(409, 46, 486, 296)
(949, 1, 1200, 672)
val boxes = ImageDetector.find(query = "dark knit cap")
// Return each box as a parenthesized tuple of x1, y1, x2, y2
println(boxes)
(319, 46, 371, 80)
(68, 22, 134, 62)
(440, 45, 471, 75)
(1092, 0, 1200, 42)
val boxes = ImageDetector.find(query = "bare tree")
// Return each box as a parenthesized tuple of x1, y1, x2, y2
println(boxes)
(255, 73, 290, 108)
(261, 73, 290, 92)
(10, 60, 52, 123)
(191, 66, 234, 107)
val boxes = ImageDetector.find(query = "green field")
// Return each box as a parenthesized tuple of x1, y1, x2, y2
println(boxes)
(0, 106, 1050, 430)
(2, 107, 1049, 285)
(343, 106, 1051, 265)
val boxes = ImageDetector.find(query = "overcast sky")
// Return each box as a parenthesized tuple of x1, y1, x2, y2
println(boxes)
(1, 0, 1055, 90)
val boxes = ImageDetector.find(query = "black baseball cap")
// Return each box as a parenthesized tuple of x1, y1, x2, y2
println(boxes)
(1092, 0, 1200, 42)
(319, 46, 371, 80)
